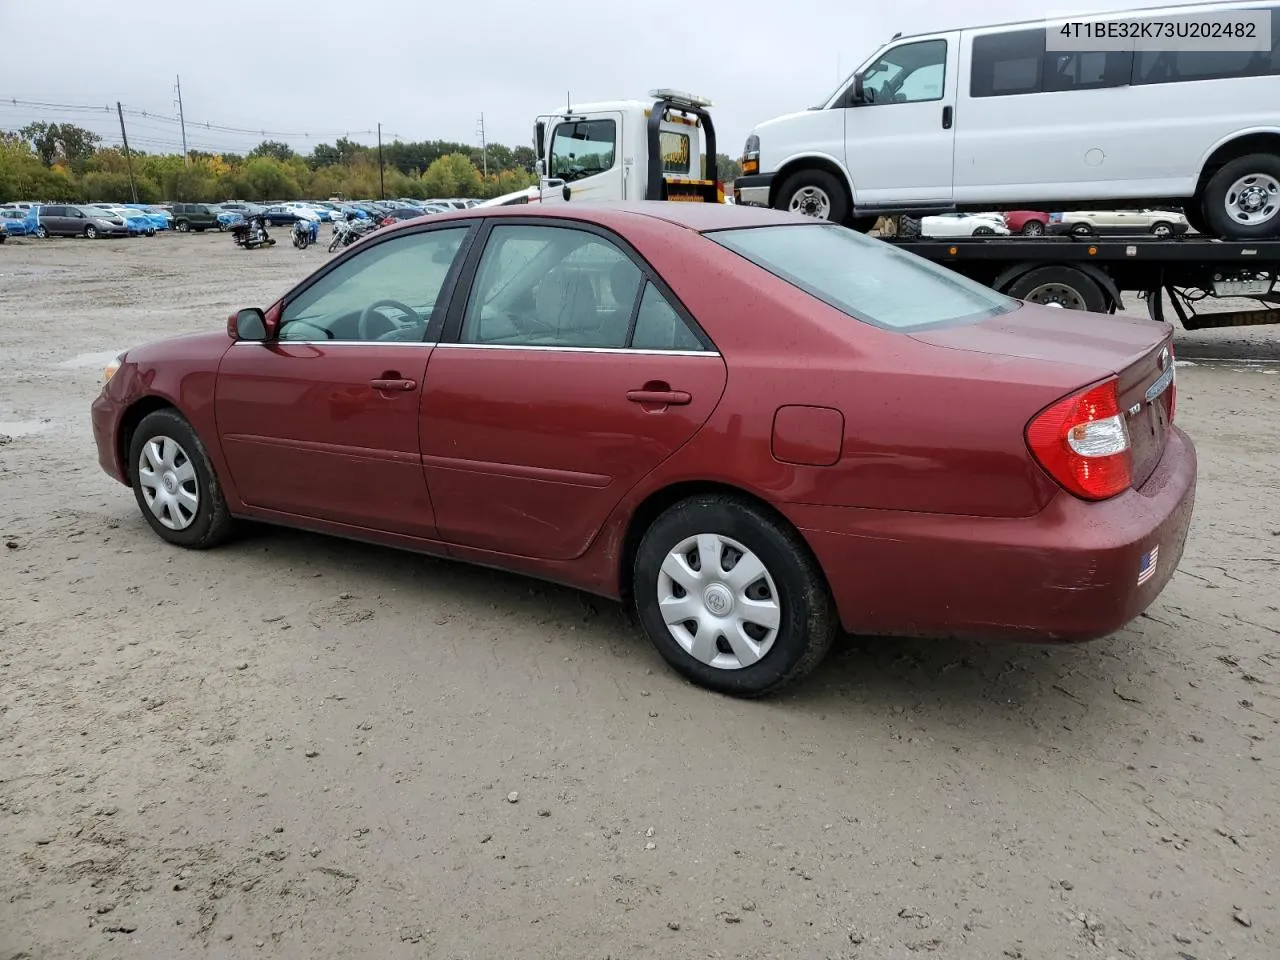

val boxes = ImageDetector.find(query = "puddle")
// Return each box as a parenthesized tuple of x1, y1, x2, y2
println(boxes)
(0, 419, 50, 440)
(57, 351, 121, 370)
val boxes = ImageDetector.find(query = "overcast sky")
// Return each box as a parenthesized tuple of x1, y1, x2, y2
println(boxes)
(1, 0, 1174, 159)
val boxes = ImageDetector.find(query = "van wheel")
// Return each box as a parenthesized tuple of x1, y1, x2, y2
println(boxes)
(632, 495, 837, 698)
(1201, 154, 1280, 239)
(35, 225, 48, 239)
(84, 224, 98, 239)
(773, 169, 850, 225)
(1006, 266, 1106, 313)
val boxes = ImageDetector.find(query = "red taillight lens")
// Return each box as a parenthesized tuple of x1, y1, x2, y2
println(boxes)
(1026, 377, 1132, 501)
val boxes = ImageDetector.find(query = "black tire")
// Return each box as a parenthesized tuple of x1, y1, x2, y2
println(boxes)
(84, 224, 98, 239)
(175, 220, 189, 233)
(1006, 265, 1107, 312)
(1021, 219, 1046, 236)
(773, 168, 850, 225)
(1149, 220, 1174, 238)
(632, 495, 837, 698)
(218, 222, 227, 232)
(128, 408, 234, 549)
(1069, 222, 1093, 237)
(1182, 205, 1208, 235)
(973, 225, 996, 236)
(1201, 153, 1280, 240)
(35, 225, 48, 239)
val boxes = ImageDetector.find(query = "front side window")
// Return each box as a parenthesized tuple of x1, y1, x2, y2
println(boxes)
(549, 119, 616, 183)
(858, 39, 948, 104)
(279, 228, 468, 342)
(707, 223, 1016, 331)
(460, 224, 643, 348)
(970, 28, 1046, 97)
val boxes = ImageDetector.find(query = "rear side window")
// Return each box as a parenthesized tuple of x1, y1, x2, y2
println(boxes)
(1133, 4, 1278, 82)
(970, 28, 1046, 97)
(707, 223, 1016, 331)
(1043, 50, 1133, 91)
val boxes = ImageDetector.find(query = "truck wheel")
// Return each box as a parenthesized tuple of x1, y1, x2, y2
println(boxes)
(1005, 266, 1107, 313)
(773, 169, 850, 225)
(1201, 154, 1280, 239)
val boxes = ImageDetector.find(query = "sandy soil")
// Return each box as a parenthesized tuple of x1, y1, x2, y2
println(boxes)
(1, 229, 1278, 960)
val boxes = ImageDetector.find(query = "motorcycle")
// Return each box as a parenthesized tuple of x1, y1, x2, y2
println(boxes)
(292, 218, 318, 249)
(328, 215, 377, 253)
(231, 215, 275, 250)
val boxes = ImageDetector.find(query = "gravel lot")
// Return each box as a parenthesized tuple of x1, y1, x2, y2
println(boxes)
(1, 229, 1278, 960)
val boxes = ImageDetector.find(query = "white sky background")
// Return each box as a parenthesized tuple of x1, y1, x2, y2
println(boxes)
(0, 0, 1178, 158)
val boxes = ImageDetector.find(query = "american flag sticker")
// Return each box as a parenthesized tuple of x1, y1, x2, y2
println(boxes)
(1137, 545, 1159, 586)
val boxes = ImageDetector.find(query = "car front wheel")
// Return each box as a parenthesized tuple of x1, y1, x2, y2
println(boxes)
(128, 408, 234, 549)
(632, 495, 837, 698)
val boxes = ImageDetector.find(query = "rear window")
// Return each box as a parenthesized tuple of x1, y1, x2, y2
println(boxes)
(706, 223, 1016, 330)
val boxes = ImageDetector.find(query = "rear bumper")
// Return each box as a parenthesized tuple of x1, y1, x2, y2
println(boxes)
(733, 173, 773, 207)
(789, 426, 1197, 642)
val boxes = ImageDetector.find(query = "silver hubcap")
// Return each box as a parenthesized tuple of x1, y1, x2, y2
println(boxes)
(1024, 222, 1044, 235)
(137, 435, 199, 531)
(1225, 174, 1279, 226)
(788, 186, 832, 220)
(1152, 224, 1171, 236)
(657, 534, 781, 670)
(1024, 283, 1086, 310)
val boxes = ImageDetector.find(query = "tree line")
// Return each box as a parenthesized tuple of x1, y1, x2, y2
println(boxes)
(0, 122, 744, 205)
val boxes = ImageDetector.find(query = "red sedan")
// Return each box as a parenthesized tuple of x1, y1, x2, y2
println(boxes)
(92, 203, 1195, 697)
(1004, 210, 1051, 235)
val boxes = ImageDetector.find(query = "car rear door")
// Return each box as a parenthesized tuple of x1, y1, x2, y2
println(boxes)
(215, 223, 477, 537)
(419, 220, 727, 561)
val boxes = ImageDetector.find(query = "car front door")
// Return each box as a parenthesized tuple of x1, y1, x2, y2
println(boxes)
(844, 35, 958, 206)
(214, 224, 476, 537)
(541, 115, 625, 203)
(420, 221, 728, 561)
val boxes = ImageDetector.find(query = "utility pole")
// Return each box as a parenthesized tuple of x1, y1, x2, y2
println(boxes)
(174, 75, 189, 166)
(377, 122, 385, 200)
(116, 102, 139, 203)
(476, 113, 488, 179)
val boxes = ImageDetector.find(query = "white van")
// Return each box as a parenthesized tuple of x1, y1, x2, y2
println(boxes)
(734, 0, 1280, 239)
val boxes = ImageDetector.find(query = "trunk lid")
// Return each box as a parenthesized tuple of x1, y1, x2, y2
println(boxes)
(911, 302, 1175, 490)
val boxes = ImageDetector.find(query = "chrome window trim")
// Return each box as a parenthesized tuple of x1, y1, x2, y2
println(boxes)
(231, 340, 719, 357)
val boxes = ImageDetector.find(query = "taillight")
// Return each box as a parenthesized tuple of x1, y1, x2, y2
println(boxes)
(1026, 377, 1132, 501)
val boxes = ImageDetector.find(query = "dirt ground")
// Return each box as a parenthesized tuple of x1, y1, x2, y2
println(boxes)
(1, 228, 1278, 960)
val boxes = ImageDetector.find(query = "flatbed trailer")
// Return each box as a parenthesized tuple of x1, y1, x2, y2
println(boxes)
(885, 233, 1280, 330)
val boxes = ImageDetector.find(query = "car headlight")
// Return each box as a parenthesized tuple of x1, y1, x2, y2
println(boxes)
(103, 351, 127, 385)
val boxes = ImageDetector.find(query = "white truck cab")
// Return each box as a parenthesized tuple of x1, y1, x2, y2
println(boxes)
(532, 89, 724, 205)
(734, 0, 1280, 240)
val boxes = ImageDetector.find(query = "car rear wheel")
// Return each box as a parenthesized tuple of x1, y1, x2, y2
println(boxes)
(632, 495, 837, 698)
(35, 225, 48, 238)
(1006, 265, 1107, 312)
(1069, 222, 1093, 237)
(128, 408, 234, 549)
(84, 224, 98, 239)
(1149, 221, 1174, 238)
(973, 225, 996, 236)
(176, 220, 189, 233)
(1201, 154, 1280, 239)
(1021, 219, 1046, 236)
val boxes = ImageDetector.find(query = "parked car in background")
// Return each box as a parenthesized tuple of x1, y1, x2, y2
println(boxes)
(88, 205, 156, 236)
(260, 205, 305, 226)
(36, 204, 129, 238)
(1003, 210, 1050, 235)
(218, 202, 265, 218)
(217, 210, 246, 230)
(0, 208, 37, 236)
(379, 207, 429, 226)
(171, 203, 222, 232)
(126, 205, 173, 231)
(92, 203, 1194, 698)
(920, 212, 1009, 237)
(1049, 210, 1191, 238)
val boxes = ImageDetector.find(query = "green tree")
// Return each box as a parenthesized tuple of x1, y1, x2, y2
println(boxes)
(248, 140, 294, 163)
(421, 153, 482, 198)
(19, 121, 101, 171)
(309, 143, 341, 168)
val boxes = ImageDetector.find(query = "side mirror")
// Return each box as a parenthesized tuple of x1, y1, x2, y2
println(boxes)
(535, 158, 546, 177)
(562, 184, 572, 201)
(852, 73, 865, 104)
(229, 307, 268, 341)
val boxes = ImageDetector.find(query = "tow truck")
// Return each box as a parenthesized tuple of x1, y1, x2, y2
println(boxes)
(495, 90, 1280, 329)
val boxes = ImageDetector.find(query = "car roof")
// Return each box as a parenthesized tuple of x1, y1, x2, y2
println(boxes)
(384, 200, 816, 236)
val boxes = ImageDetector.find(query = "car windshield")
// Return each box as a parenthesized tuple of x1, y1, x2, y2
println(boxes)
(707, 223, 1017, 331)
